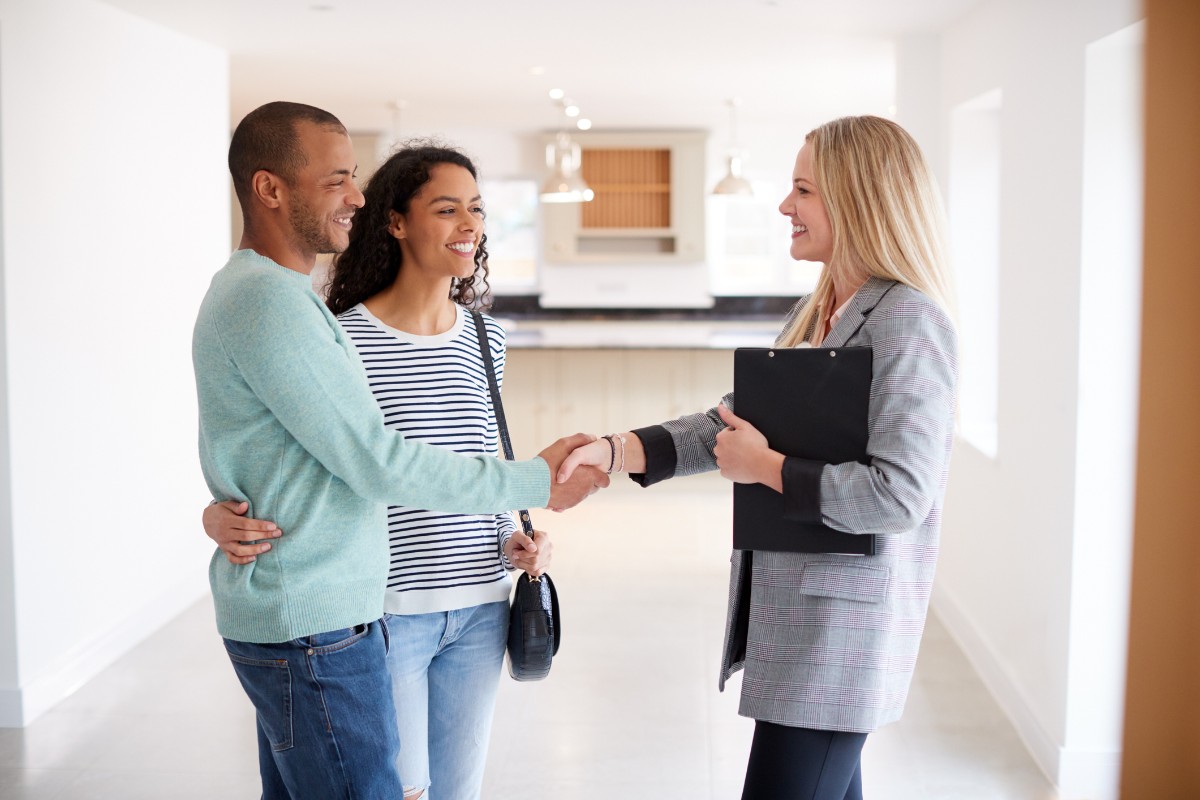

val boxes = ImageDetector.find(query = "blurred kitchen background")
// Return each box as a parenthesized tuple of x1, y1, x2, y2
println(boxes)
(1, 0, 1194, 798)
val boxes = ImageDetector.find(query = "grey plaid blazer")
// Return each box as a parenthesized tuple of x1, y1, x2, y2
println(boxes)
(633, 278, 957, 733)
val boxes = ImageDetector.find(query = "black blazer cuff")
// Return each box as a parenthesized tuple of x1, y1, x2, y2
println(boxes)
(628, 425, 676, 487)
(782, 457, 824, 523)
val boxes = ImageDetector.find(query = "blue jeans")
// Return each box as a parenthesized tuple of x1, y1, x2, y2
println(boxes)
(385, 601, 508, 800)
(223, 620, 403, 800)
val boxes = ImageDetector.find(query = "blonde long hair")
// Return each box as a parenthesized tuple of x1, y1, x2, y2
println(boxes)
(779, 116, 954, 347)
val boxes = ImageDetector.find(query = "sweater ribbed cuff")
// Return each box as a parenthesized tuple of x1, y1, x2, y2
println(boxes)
(517, 457, 552, 508)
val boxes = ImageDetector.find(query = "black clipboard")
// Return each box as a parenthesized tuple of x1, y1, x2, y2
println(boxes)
(731, 346, 876, 555)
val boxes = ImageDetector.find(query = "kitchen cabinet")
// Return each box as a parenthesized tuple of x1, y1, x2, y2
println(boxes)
(541, 131, 707, 265)
(501, 349, 733, 460)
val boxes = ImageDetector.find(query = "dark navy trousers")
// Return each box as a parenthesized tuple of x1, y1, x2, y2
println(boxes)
(741, 721, 868, 800)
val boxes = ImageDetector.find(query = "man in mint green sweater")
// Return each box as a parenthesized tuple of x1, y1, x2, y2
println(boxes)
(193, 101, 606, 800)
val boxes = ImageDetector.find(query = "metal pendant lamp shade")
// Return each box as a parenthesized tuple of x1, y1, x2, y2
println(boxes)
(712, 154, 753, 196)
(712, 98, 753, 197)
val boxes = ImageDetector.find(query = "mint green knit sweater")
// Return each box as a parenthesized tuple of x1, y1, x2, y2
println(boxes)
(193, 250, 549, 643)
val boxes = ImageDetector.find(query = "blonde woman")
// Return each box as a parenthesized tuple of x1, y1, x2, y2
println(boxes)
(560, 116, 958, 799)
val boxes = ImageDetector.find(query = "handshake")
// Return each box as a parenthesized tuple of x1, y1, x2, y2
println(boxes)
(541, 405, 771, 512)
(539, 432, 636, 512)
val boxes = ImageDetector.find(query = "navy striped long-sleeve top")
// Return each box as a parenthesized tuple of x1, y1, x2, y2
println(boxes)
(338, 302, 517, 615)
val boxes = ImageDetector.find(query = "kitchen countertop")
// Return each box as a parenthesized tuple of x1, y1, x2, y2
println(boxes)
(496, 318, 780, 350)
(489, 294, 793, 350)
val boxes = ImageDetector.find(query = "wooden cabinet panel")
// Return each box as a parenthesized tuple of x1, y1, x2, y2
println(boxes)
(541, 131, 706, 264)
(692, 350, 735, 411)
(554, 351, 621, 439)
(623, 350, 693, 426)
(581, 148, 671, 229)
(500, 350, 557, 460)
(503, 349, 736, 458)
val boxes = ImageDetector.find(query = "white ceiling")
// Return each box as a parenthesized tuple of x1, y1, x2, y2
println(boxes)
(101, 0, 981, 160)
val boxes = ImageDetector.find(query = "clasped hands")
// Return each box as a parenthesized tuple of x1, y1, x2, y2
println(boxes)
(554, 405, 784, 492)
(204, 410, 780, 566)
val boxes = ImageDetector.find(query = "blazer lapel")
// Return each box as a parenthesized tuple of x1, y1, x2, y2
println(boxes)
(820, 277, 895, 348)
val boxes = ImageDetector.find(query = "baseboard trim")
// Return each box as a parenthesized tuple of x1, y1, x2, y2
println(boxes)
(930, 586, 1062, 786)
(931, 585, 1122, 800)
(0, 580, 208, 728)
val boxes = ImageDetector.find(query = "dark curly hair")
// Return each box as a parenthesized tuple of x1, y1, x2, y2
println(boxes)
(325, 140, 491, 316)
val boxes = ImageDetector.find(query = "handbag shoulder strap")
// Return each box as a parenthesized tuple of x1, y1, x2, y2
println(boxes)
(470, 310, 535, 537)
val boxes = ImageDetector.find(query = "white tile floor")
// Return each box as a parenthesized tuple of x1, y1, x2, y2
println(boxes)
(0, 474, 1058, 799)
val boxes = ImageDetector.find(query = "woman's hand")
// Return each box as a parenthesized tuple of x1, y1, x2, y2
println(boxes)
(556, 437, 613, 483)
(714, 405, 785, 491)
(203, 500, 282, 565)
(504, 529, 553, 578)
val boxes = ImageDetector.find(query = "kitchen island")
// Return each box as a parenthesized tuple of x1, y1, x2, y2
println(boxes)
(490, 297, 795, 456)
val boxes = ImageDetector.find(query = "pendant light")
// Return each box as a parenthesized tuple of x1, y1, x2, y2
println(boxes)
(540, 91, 594, 204)
(712, 98, 753, 196)
(540, 132, 595, 203)
(375, 99, 406, 165)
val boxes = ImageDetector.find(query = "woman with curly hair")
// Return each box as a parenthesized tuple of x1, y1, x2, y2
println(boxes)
(205, 142, 552, 800)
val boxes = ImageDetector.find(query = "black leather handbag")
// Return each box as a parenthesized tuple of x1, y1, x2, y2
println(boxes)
(471, 311, 561, 681)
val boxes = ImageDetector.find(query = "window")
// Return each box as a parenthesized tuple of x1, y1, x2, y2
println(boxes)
(479, 178, 539, 291)
(949, 89, 1002, 457)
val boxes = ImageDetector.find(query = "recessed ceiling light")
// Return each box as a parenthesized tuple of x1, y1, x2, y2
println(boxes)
(576, 119, 592, 131)
(548, 88, 564, 100)
(564, 105, 580, 117)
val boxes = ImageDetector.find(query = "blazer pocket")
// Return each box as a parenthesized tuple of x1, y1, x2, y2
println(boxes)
(799, 562, 891, 604)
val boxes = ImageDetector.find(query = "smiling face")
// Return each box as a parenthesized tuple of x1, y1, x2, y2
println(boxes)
(389, 163, 484, 281)
(778, 143, 833, 264)
(284, 122, 364, 257)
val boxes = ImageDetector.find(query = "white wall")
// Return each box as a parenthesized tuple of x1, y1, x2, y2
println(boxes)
(0, 0, 229, 726)
(0, 76, 15, 717)
(1065, 19, 1143, 793)
(919, 1, 1143, 798)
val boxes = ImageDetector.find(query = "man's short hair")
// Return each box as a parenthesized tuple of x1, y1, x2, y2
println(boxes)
(228, 101, 347, 208)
